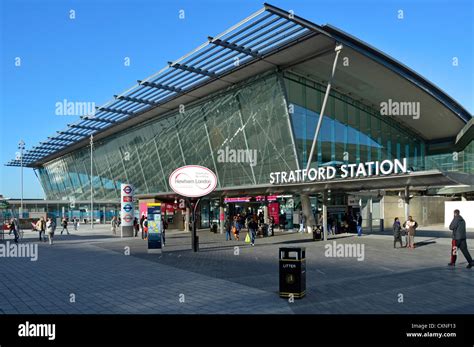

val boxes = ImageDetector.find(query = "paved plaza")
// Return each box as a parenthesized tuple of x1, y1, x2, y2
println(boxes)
(0, 225, 473, 314)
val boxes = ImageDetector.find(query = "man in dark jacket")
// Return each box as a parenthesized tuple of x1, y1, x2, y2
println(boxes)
(449, 209, 473, 268)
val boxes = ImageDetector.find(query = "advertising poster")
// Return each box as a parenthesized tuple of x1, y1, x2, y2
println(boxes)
(269, 202, 280, 224)
(147, 203, 162, 252)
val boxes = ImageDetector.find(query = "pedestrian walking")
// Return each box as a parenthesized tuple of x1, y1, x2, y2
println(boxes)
(225, 216, 232, 241)
(232, 216, 240, 241)
(140, 214, 145, 239)
(46, 218, 54, 245)
(60, 218, 70, 235)
(73, 217, 78, 231)
(357, 213, 363, 237)
(143, 216, 148, 239)
(393, 217, 403, 248)
(161, 216, 167, 245)
(403, 216, 418, 249)
(299, 212, 306, 233)
(8, 218, 19, 243)
(36, 217, 46, 242)
(133, 217, 139, 237)
(248, 215, 258, 246)
(448, 209, 473, 268)
(269, 216, 275, 236)
(111, 216, 117, 235)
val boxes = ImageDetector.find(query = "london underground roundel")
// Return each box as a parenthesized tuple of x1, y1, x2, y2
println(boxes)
(169, 165, 217, 198)
(123, 214, 133, 223)
(123, 185, 133, 195)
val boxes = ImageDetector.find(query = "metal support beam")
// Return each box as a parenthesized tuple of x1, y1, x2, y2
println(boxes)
(168, 62, 216, 77)
(306, 44, 343, 171)
(208, 37, 261, 58)
(139, 80, 182, 93)
(58, 130, 87, 137)
(68, 124, 102, 131)
(35, 144, 62, 149)
(114, 95, 158, 106)
(48, 136, 77, 143)
(35, 146, 63, 151)
(81, 116, 116, 124)
(96, 106, 135, 116)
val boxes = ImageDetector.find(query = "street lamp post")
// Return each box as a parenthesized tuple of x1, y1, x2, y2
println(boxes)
(18, 140, 25, 219)
(90, 134, 94, 229)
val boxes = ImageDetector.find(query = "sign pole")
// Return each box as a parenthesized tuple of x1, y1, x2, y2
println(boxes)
(90, 135, 94, 229)
(192, 198, 201, 252)
(168, 165, 217, 252)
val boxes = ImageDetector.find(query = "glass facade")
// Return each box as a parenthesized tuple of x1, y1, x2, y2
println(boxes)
(38, 72, 297, 200)
(283, 72, 426, 170)
(425, 140, 474, 173)
(37, 69, 472, 201)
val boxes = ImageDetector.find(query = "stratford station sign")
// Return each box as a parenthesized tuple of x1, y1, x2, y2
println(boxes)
(270, 158, 408, 185)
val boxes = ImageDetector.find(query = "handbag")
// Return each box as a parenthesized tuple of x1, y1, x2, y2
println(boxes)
(245, 233, 251, 243)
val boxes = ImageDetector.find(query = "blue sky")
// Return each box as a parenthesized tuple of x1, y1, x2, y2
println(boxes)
(1, 0, 473, 198)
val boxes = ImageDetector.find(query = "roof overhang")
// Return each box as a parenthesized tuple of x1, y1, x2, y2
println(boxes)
(455, 117, 474, 151)
(137, 170, 474, 200)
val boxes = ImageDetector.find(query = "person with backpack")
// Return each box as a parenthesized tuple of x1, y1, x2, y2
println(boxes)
(448, 209, 473, 268)
(403, 216, 418, 249)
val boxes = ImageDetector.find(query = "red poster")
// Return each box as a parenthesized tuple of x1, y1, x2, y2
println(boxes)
(139, 202, 148, 217)
(269, 202, 280, 223)
(166, 203, 175, 213)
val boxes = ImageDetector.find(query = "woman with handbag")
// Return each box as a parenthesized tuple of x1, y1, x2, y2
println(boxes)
(393, 217, 403, 248)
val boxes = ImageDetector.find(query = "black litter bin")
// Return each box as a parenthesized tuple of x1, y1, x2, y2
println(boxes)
(279, 247, 306, 299)
(313, 225, 323, 241)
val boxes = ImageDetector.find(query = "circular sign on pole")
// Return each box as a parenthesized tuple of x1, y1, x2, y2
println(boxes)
(169, 165, 217, 198)
(120, 183, 134, 228)
(123, 214, 133, 223)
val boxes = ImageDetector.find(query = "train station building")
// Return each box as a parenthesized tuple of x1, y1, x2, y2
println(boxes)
(6, 4, 473, 236)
